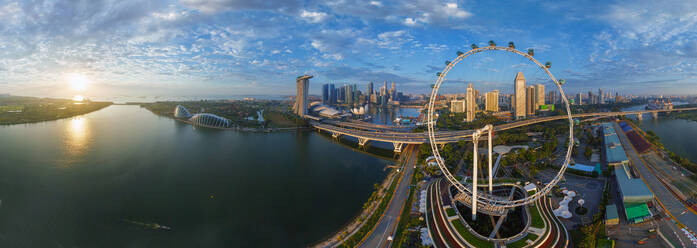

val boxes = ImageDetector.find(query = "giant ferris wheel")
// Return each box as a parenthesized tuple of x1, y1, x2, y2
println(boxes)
(426, 41, 574, 218)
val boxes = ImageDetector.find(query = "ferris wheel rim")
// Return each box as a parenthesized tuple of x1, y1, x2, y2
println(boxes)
(426, 45, 575, 208)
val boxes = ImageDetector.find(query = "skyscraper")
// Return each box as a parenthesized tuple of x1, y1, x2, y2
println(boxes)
(294, 75, 312, 117)
(526, 86, 535, 116)
(367, 82, 374, 98)
(466, 83, 476, 122)
(322, 84, 329, 103)
(329, 84, 336, 104)
(576, 93, 584, 105)
(345, 84, 353, 105)
(547, 90, 558, 104)
(485, 90, 499, 112)
(535, 84, 545, 109)
(389, 82, 396, 101)
(514, 72, 526, 119)
(598, 89, 604, 104)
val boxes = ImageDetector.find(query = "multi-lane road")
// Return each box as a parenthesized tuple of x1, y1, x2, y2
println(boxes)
(358, 144, 418, 248)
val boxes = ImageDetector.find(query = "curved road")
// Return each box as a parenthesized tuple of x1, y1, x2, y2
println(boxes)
(312, 108, 697, 145)
(358, 144, 419, 248)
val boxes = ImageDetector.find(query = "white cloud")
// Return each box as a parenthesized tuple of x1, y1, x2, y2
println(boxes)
(404, 18, 417, 26)
(300, 10, 329, 23)
(326, 0, 472, 27)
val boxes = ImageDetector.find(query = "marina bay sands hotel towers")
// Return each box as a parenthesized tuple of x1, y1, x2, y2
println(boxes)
(294, 75, 313, 117)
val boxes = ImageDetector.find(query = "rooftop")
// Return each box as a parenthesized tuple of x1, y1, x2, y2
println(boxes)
(602, 123, 629, 164)
(615, 164, 653, 203)
(606, 204, 619, 220)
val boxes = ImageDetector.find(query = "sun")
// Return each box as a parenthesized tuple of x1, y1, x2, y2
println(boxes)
(69, 73, 89, 91)
(73, 95, 84, 102)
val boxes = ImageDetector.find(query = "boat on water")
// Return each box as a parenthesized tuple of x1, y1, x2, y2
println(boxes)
(123, 219, 172, 231)
(646, 99, 673, 110)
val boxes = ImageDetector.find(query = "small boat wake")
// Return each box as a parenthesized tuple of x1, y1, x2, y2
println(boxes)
(122, 219, 172, 231)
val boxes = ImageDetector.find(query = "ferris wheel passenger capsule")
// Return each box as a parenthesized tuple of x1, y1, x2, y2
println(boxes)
(445, 60, 451, 66)
(558, 79, 566, 85)
(508, 41, 515, 49)
(456, 51, 464, 56)
(488, 40, 496, 47)
(545, 62, 552, 68)
(528, 49, 534, 56)
(471, 44, 479, 49)
(436, 72, 442, 77)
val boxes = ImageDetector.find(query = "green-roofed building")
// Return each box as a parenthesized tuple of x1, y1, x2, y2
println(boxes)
(625, 203, 651, 223)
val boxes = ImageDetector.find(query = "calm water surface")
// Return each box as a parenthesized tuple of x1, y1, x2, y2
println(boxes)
(368, 107, 421, 125)
(622, 104, 697, 163)
(0, 105, 390, 247)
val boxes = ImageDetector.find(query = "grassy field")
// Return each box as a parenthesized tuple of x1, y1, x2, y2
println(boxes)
(451, 219, 493, 248)
(0, 95, 111, 124)
(446, 207, 457, 217)
(507, 233, 539, 248)
(529, 205, 545, 228)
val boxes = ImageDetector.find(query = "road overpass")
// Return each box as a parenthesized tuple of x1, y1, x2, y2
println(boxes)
(311, 107, 697, 152)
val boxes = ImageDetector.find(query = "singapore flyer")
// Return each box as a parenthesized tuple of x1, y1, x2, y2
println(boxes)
(426, 41, 574, 219)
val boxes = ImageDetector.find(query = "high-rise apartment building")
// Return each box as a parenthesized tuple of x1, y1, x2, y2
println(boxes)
(294, 75, 312, 117)
(514, 72, 527, 119)
(526, 86, 535, 116)
(450, 100, 465, 113)
(485, 90, 499, 112)
(466, 83, 476, 122)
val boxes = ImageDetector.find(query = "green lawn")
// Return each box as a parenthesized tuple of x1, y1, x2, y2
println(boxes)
(507, 233, 540, 248)
(451, 220, 493, 248)
(529, 205, 545, 228)
(446, 208, 456, 217)
(596, 238, 614, 248)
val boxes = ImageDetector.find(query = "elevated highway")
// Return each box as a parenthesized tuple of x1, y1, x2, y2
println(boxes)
(312, 107, 697, 152)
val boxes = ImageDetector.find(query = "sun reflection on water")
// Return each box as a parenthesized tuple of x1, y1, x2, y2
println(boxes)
(60, 117, 92, 167)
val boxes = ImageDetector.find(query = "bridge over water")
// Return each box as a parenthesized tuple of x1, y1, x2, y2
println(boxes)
(311, 107, 697, 152)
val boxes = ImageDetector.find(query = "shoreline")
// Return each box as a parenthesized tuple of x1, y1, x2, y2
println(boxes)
(0, 103, 112, 126)
(141, 106, 311, 133)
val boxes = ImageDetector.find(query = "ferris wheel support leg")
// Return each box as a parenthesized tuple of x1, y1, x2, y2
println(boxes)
(488, 125, 493, 193)
(472, 132, 479, 221)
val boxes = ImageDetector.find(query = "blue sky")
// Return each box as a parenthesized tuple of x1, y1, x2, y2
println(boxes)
(0, 0, 696, 99)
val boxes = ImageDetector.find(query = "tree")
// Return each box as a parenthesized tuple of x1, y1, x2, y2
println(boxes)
(584, 146, 593, 160)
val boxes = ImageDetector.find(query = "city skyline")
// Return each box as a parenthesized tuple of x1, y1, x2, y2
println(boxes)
(0, 0, 696, 100)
